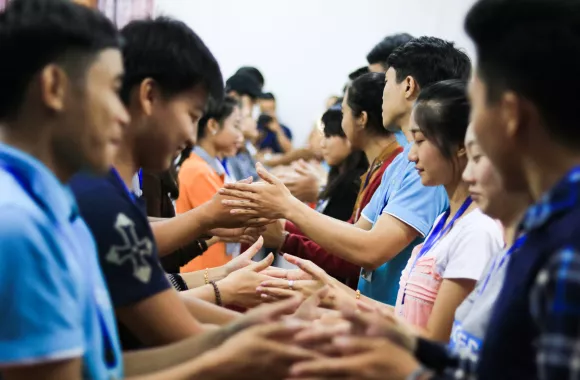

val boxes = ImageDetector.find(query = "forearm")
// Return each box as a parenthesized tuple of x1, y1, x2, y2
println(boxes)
(180, 293, 240, 325)
(275, 132, 292, 153)
(151, 203, 215, 256)
(124, 324, 238, 377)
(284, 198, 381, 268)
(264, 148, 315, 167)
(180, 265, 228, 289)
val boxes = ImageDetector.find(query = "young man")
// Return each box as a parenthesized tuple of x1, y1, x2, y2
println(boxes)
(257, 92, 293, 154)
(366, 33, 413, 73)
(221, 37, 471, 306)
(69, 17, 275, 350)
(464, 0, 580, 378)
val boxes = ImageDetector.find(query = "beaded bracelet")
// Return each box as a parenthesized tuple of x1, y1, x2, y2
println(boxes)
(209, 280, 222, 306)
(204, 268, 209, 285)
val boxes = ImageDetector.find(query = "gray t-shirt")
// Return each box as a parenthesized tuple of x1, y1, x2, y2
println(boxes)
(448, 245, 508, 363)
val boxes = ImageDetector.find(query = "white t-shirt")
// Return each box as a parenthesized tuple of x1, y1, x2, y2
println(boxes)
(428, 208, 503, 280)
(394, 208, 504, 327)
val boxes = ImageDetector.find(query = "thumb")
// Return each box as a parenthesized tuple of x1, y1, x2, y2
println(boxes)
(256, 162, 282, 186)
(239, 236, 264, 260)
(249, 252, 274, 272)
(238, 176, 253, 184)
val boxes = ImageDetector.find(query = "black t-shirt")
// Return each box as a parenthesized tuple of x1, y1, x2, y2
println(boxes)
(70, 169, 171, 349)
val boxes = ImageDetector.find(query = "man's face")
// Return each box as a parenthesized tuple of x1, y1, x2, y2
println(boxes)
(469, 70, 526, 192)
(259, 99, 276, 116)
(138, 85, 207, 172)
(382, 67, 409, 132)
(368, 63, 385, 73)
(54, 48, 129, 175)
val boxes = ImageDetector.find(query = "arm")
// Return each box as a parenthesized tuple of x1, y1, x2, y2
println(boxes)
(274, 127, 292, 153)
(419, 278, 476, 342)
(532, 247, 580, 380)
(116, 288, 205, 346)
(179, 293, 240, 325)
(2, 360, 82, 380)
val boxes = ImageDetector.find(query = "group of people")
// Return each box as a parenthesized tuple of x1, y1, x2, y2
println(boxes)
(1, 0, 579, 379)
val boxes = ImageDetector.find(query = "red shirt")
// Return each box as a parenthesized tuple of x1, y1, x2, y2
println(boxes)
(282, 142, 403, 288)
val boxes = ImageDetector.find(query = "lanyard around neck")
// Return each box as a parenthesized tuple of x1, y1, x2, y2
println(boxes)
(401, 197, 473, 305)
(478, 234, 527, 295)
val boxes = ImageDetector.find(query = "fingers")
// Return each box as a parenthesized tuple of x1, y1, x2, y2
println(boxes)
(290, 357, 356, 379)
(246, 218, 275, 227)
(253, 295, 305, 321)
(239, 236, 264, 259)
(248, 253, 274, 272)
(222, 182, 259, 193)
(256, 162, 282, 186)
(230, 208, 260, 216)
(283, 254, 326, 280)
(219, 188, 258, 201)
(238, 177, 253, 184)
(260, 267, 289, 279)
(258, 287, 296, 300)
(332, 336, 388, 356)
(259, 278, 297, 289)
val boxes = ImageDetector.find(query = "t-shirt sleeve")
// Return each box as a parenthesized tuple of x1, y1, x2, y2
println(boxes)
(0, 207, 84, 365)
(382, 165, 448, 237)
(74, 185, 171, 308)
(176, 165, 222, 213)
(360, 170, 389, 224)
(442, 215, 503, 280)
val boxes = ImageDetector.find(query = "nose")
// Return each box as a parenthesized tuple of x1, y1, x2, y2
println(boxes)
(462, 160, 475, 184)
(407, 142, 418, 163)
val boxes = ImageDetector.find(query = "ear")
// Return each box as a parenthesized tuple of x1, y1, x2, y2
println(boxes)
(357, 111, 368, 130)
(500, 91, 522, 139)
(39, 64, 68, 113)
(206, 118, 220, 136)
(404, 76, 419, 101)
(456, 146, 467, 158)
(137, 78, 158, 117)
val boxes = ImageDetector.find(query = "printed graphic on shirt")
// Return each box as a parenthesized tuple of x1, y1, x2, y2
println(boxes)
(106, 213, 153, 283)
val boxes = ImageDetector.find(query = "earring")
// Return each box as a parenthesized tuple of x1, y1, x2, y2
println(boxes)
(212, 130, 217, 135)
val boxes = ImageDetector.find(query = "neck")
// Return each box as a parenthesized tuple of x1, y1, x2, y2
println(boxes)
(400, 112, 413, 142)
(114, 140, 138, 189)
(198, 139, 218, 158)
(445, 179, 472, 216)
(0, 124, 73, 183)
(525, 150, 580, 201)
(363, 134, 397, 163)
(501, 209, 526, 246)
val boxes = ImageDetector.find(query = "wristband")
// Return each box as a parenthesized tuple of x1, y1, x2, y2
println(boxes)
(167, 274, 188, 291)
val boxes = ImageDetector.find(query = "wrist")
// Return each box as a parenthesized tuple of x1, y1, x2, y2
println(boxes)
(216, 279, 234, 305)
(212, 265, 230, 280)
(195, 201, 219, 230)
(284, 195, 305, 221)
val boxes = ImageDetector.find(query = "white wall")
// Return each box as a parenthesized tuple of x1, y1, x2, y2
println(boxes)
(156, 0, 477, 146)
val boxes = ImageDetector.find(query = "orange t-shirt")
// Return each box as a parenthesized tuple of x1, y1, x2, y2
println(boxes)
(176, 152, 230, 272)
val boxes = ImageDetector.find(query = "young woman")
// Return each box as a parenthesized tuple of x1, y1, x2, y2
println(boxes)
(394, 79, 503, 341)
(261, 72, 403, 286)
(176, 96, 244, 272)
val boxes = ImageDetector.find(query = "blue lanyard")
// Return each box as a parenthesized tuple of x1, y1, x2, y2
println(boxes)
(402, 197, 473, 305)
(0, 160, 118, 370)
(478, 234, 526, 295)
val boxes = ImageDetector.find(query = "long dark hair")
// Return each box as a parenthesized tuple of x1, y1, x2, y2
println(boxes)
(346, 72, 391, 137)
(319, 107, 368, 200)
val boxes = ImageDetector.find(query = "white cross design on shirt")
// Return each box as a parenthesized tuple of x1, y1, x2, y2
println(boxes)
(106, 213, 153, 283)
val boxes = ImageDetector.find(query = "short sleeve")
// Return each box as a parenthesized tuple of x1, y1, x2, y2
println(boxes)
(382, 165, 448, 237)
(283, 126, 293, 140)
(360, 171, 388, 224)
(442, 214, 503, 280)
(0, 207, 84, 365)
(176, 164, 222, 213)
(72, 181, 171, 308)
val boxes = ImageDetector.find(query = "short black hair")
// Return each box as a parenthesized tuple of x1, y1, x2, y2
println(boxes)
(120, 17, 223, 105)
(348, 67, 370, 81)
(465, 0, 580, 148)
(347, 72, 391, 137)
(414, 79, 470, 159)
(321, 108, 344, 138)
(387, 36, 471, 89)
(236, 66, 265, 88)
(225, 73, 263, 100)
(197, 96, 238, 140)
(261, 92, 276, 101)
(366, 33, 414, 68)
(0, 0, 121, 121)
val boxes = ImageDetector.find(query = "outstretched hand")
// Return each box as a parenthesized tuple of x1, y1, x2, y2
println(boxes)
(218, 163, 300, 220)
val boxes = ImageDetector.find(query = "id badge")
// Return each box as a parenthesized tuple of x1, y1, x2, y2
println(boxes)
(361, 268, 373, 282)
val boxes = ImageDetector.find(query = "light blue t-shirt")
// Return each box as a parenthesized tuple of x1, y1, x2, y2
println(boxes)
(358, 131, 448, 305)
(0, 143, 122, 379)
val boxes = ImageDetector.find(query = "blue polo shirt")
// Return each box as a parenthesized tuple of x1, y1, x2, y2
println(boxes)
(358, 131, 448, 305)
(70, 169, 171, 349)
(0, 143, 122, 379)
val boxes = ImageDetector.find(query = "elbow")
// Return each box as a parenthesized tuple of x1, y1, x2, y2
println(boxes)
(357, 246, 396, 271)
